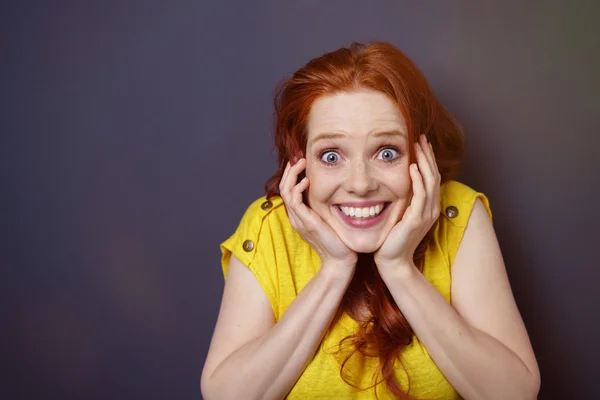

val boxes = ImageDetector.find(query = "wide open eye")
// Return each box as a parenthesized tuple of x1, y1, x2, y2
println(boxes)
(377, 147, 400, 161)
(320, 151, 341, 165)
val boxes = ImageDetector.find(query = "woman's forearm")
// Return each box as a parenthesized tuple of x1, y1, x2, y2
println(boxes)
(203, 263, 353, 400)
(382, 267, 539, 400)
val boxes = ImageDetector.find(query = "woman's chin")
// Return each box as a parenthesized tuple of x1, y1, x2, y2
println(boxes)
(339, 234, 385, 254)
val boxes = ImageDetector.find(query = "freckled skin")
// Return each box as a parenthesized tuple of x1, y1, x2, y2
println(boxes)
(305, 90, 413, 254)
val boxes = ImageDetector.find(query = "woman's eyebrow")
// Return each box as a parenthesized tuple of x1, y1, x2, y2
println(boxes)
(371, 130, 407, 139)
(310, 132, 348, 146)
(310, 129, 406, 146)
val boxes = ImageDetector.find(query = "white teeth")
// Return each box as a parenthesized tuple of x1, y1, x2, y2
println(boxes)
(338, 203, 385, 219)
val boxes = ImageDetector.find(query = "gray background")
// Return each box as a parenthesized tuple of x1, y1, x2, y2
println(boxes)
(2, 1, 598, 399)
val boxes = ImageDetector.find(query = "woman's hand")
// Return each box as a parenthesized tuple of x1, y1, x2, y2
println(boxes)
(279, 158, 358, 273)
(374, 134, 441, 275)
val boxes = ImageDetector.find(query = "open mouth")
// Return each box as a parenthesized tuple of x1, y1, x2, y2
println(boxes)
(333, 202, 391, 228)
(337, 202, 389, 219)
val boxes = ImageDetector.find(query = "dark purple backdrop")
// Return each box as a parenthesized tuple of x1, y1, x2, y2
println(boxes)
(2, 1, 599, 399)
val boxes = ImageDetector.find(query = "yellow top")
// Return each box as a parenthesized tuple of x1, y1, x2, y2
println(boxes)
(220, 180, 492, 399)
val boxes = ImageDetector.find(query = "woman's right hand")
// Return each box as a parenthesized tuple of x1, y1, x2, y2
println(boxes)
(279, 158, 358, 273)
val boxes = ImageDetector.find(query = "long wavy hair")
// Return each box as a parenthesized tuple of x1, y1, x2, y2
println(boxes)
(264, 42, 464, 399)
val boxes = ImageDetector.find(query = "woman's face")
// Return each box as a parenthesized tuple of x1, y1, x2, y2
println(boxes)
(304, 90, 413, 254)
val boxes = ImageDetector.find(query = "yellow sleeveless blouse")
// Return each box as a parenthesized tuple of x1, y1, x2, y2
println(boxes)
(220, 180, 492, 399)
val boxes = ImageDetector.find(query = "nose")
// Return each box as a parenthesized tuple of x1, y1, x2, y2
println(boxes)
(343, 160, 378, 196)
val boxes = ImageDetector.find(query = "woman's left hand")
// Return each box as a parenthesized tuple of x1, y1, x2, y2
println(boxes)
(374, 134, 441, 275)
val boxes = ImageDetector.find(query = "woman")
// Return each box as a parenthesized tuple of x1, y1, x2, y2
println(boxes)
(201, 42, 540, 400)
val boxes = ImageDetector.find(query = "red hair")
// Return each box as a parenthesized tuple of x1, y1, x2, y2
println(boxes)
(264, 42, 464, 399)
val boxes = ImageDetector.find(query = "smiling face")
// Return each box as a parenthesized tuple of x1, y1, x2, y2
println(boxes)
(305, 89, 413, 253)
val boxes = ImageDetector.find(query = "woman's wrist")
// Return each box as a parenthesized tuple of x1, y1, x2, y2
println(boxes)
(376, 260, 419, 283)
(318, 259, 356, 284)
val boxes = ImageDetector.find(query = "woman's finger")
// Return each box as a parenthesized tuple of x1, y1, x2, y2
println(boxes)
(423, 139, 441, 218)
(409, 161, 427, 219)
(279, 161, 290, 191)
(416, 138, 435, 194)
(281, 159, 304, 198)
(289, 174, 308, 208)
(415, 142, 434, 207)
(417, 137, 440, 219)
(429, 142, 441, 218)
(420, 135, 436, 170)
(279, 161, 293, 198)
(426, 141, 442, 185)
(281, 159, 309, 229)
(290, 177, 316, 231)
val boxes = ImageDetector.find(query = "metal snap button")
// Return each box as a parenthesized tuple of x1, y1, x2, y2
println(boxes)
(445, 206, 458, 219)
(242, 240, 254, 252)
